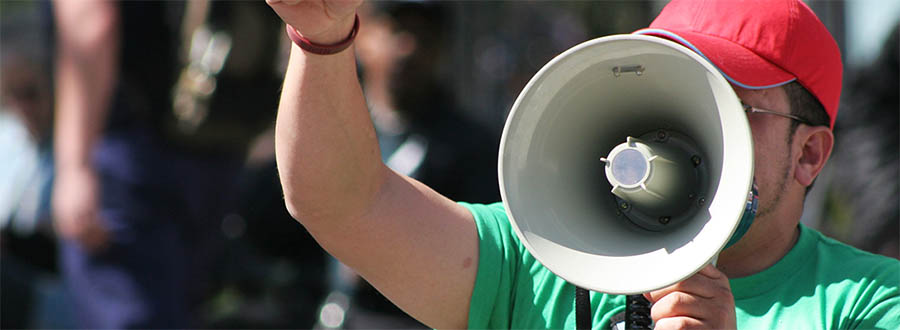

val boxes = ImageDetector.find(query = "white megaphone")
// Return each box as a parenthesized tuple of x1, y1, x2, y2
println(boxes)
(498, 34, 756, 295)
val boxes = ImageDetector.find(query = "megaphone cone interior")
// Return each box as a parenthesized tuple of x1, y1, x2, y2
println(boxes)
(498, 35, 754, 295)
(602, 132, 704, 231)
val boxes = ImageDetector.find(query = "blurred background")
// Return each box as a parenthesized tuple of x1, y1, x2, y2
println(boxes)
(1, 0, 896, 328)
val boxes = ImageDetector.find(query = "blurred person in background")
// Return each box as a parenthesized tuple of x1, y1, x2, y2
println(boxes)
(1, 2, 72, 328)
(51, 0, 288, 327)
(1, 2, 55, 233)
(357, 1, 501, 211)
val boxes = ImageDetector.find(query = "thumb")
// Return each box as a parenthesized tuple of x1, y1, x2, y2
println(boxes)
(267, 0, 302, 4)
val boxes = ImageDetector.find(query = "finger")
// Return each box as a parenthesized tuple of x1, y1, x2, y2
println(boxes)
(267, 0, 315, 15)
(646, 278, 716, 302)
(653, 316, 705, 330)
(650, 291, 713, 322)
(267, 0, 302, 5)
(646, 266, 731, 302)
(697, 263, 726, 280)
(323, 0, 364, 16)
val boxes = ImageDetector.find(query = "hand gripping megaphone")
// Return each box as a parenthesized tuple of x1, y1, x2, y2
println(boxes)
(498, 34, 756, 295)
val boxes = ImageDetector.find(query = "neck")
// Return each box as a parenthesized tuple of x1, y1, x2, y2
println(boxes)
(716, 213, 801, 278)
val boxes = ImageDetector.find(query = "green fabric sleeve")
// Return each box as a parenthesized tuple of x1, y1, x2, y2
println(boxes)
(462, 202, 518, 329)
(460, 202, 626, 329)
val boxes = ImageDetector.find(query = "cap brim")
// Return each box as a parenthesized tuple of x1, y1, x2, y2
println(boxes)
(634, 28, 795, 90)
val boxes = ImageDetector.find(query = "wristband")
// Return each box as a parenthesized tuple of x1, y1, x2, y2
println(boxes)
(286, 15, 360, 55)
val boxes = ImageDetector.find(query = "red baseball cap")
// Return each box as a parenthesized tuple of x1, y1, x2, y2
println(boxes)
(634, 0, 842, 128)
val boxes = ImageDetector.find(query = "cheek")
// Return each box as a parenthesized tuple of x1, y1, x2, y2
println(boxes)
(752, 141, 794, 211)
(749, 123, 787, 200)
(749, 122, 769, 181)
(752, 147, 773, 192)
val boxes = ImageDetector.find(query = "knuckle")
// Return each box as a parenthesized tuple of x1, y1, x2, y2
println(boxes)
(655, 317, 693, 330)
(651, 292, 693, 320)
(667, 291, 695, 308)
(676, 291, 694, 305)
(714, 284, 734, 300)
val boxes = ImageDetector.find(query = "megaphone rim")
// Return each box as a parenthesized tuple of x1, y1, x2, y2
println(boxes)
(497, 34, 755, 294)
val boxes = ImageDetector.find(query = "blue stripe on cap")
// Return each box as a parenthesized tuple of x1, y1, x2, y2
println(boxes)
(634, 28, 795, 90)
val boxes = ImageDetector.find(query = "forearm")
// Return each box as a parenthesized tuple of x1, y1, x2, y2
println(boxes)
(267, 4, 478, 327)
(52, 0, 119, 171)
(274, 43, 385, 223)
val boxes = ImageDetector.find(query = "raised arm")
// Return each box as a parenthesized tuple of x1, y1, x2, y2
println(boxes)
(267, 1, 478, 328)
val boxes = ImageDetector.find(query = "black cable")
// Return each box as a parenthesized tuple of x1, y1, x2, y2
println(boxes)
(625, 294, 652, 329)
(575, 286, 591, 330)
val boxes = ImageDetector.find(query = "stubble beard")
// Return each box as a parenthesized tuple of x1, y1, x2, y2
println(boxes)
(755, 153, 792, 219)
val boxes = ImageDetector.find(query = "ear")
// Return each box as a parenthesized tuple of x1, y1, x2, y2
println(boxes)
(793, 126, 834, 187)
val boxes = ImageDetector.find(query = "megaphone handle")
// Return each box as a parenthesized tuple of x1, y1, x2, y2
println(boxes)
(574, 288, 653, 330)
(626, 294, 653, 329)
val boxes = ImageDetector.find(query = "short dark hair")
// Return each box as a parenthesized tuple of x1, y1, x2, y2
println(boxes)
(785, 81, 831, 136)
(783, 81, 830, 194)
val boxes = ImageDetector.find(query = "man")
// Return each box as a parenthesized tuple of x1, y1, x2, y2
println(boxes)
(53, 1, 283, 327)
(266, 0, 899, 328)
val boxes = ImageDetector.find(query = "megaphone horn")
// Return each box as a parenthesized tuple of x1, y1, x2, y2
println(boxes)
(498, 34, 754, 295)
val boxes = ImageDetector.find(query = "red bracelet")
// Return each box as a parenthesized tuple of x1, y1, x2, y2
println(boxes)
(286, 15, 360, 55)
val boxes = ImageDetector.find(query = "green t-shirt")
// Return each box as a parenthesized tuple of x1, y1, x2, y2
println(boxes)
(463, 202, 900, 329)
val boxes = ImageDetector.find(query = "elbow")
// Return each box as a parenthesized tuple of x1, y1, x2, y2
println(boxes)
(279, 164, 390, 227)
(282, 193, 305, 224)
(280, 189, 337, 226)
(281, 185, 313, 224)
